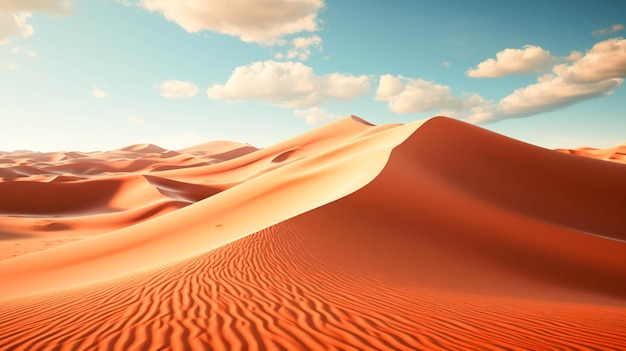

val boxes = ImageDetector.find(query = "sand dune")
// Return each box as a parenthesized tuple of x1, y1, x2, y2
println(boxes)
(556, 142, 626, 164)
(0, 116, 625, 350)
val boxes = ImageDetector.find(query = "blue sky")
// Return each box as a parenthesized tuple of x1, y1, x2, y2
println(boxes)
(1, 0, 625, 151)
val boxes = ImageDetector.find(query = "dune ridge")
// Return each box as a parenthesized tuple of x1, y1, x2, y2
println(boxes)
(0, 116, 625, 350)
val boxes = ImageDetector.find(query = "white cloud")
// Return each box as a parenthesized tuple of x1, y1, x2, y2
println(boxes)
(0, 1, 71, 44)
(155, 80, 199, 99)
(294, 107, 340, 124)
(553, 37, 626, 83)
(325, 72, 370, 100)
(92, 88, 108, 99)
(207, 60, 370, 108)
(140, 0, 324, 44)
(11, 46, 38, 57)
(593, 24, 624, 37)
(485, 38, 626, 120)
(375, 74, 485, 114)
(442, 62, 451, 68)
(128, 116, 146, 125)
(374, 74, 404, 100)
(278, 35, 322, 61)
(466, 45, 557, 78)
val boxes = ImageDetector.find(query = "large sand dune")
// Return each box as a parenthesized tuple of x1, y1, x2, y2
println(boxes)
(1, 116, 625, 350)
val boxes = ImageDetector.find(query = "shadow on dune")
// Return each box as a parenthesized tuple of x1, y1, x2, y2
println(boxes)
(298, 117, 626, 300)
(0, 179, 125, 216)
(0, 231, 31, 241)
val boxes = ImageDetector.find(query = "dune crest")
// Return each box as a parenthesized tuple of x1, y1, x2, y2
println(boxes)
(119, 143, 168, 153)
(1, 116, 625, 350)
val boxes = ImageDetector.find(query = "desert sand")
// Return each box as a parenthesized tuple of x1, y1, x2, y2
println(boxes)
(0, 116, 625, 350)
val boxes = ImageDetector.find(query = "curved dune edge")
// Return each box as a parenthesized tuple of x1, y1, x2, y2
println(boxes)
(0, 116, 424, 300)
(0, 116, 625, 350)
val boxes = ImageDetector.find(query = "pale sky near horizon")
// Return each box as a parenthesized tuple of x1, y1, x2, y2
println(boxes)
(1, 0, 625, 152)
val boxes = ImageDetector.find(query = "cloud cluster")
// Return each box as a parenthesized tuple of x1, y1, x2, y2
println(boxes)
(207, 61, 370, 108)
(11, 46, 38, 57)
(466, 45, 557, 78)
(375, 38, 626, 125)
(140, 0, 324, 44)
(375, 74, 485, 114)
(155, 80, 199, 99)
(0, 0, 71, 44)
(488, 37, 626, 121)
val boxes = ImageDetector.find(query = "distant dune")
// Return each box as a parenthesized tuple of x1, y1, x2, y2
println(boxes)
(1, 116, 625, 350)
(556, 142, 626, 164)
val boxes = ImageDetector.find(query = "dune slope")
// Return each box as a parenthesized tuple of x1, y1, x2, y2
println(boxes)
(0, 116, 625, 350)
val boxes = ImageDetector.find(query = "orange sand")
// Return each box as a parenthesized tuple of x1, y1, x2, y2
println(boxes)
(0, 116, 625, 350)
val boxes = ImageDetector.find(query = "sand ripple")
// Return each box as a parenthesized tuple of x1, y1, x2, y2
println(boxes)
(1, 221, 625, 350)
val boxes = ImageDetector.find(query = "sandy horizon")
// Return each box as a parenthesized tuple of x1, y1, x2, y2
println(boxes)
(1, 116, 625, 350)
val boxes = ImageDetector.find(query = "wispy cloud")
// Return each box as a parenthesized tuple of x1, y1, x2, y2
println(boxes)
(275, 35, 322, 61)
(592, 24, 623, 37)
(0, 61, 17, 71)
(155, 80, 199, 99)
(294, 107, 340, 124)
(466, 45, 557, 78)
(140, 0, 324, 45)
(207, 60, 370, 108)
(11, 46, 37, 57)
(113, 0, 133, 7)
(128, 116, 146, 125)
